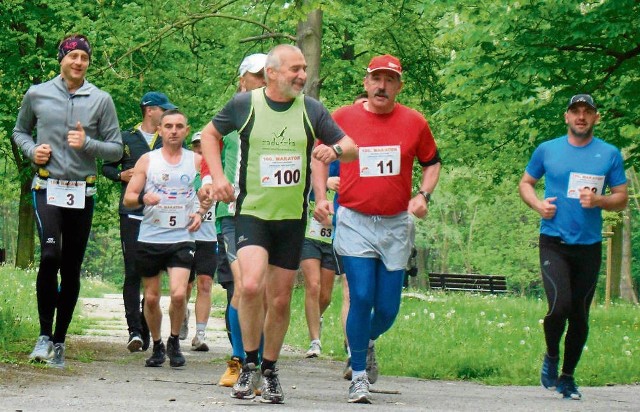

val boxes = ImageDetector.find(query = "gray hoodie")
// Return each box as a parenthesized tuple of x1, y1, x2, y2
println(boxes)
(12, 75, 122, 182)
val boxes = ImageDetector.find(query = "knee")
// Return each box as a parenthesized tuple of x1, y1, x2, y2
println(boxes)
(270, 291, 293, 313)
(197, 276, 213, 294)
(144, 291, 161, 308)
(242, 280, 262, 300)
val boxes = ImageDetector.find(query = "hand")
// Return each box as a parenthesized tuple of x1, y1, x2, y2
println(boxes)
(197, 188, 213, 209)
(210, 177, 235, 203)
(313, 199, 332, 223)
(408, 194, 428, 219)
(187, 213, 203, 232)
(142, 192, 161, 206)
(68, 121, 86, 149)
(579, 189, 599, 209)
(33, 144, 52, 165)
(312, 144, 338, 165)
(120, 169, 134, 182)
(327, 176, 340, 192)
(537, 197, 557, 219)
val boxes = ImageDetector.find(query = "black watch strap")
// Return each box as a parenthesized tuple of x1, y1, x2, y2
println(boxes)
(418, 190, 431, 203)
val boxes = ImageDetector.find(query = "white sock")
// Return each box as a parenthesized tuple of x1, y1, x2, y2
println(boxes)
(352, 370, 366, 382)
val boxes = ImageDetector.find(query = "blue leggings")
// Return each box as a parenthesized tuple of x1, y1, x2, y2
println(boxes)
(343, 256, 404, 372)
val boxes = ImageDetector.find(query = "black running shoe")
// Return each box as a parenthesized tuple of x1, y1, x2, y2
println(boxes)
(145, 341, 166, 367)
(167, 337, 186, 367)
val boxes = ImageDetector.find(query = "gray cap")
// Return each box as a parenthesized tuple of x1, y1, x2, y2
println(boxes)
(567, 94, 597, 110)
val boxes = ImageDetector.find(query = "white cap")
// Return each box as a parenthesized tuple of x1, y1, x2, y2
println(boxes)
(191, 132, 202, 143)
(239, 53, 267, 77)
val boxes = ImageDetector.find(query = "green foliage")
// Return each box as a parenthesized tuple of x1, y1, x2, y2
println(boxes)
(286, 284, 640, 385)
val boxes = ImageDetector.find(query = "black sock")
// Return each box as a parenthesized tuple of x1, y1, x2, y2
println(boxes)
(153, 339, 162, 347)
(261, 358, 276, 374)
(245, 349, 260, 366)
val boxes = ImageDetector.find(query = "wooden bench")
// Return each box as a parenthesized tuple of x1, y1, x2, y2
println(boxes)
(428, 273, 508, 294)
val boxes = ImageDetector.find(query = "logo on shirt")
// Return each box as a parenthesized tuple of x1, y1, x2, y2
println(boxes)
(262, 127, 295, 148)
(46, 237, 56, 244)
(238, 235, 248, 244)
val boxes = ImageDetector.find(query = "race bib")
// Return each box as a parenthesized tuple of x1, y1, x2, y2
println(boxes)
(152, 204, 188, 228)
(359, 146, 401, 177)
(260, 154, 302, 187)
(306, 217, 334, 243)
(46, 179, 86, 209)
(567, 172, 605, 199)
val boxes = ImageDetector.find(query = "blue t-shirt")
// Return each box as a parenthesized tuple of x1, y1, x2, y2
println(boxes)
(525, 135, 626, 244)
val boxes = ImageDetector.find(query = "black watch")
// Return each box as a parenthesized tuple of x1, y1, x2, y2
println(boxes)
(331, 144, 343, 157)
(418, 190, 431, 203)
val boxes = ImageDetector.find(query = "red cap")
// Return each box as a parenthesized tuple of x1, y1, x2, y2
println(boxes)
(367, 54, 402, 76)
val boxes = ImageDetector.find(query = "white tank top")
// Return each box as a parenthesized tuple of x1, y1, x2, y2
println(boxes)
(138, 149, 197, 244)
(193, 199, 218, 242)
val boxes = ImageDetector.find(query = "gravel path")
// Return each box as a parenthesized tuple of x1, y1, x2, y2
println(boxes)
(1, 293, 638, 411)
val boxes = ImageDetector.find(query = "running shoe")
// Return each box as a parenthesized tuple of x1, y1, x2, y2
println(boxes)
(48, 343, 65, 369)
(366, 343, 379, 384)
(231, 362, 259, 399)
(305, 340, 321, 358)
(348, 374, 371, 404)
(540, 354, 559, 389)
(191, 330, 209, 352)
(556, 375, 582, 400)
(219, 357, 242, 387)
(260, 368, 284, 404)
(343, 357, 352, 380)
(145, 341, 166, 367)
(179, 308, 190, 340)
(29, 335, 53, 363)
(127, 332, 143, 352)
(167, 336, 186, 367)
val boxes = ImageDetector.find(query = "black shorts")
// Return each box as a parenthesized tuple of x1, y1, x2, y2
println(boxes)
(216, 233, 234, 285)
(236, 215, 306, 270)
(136, 241, 195, 278)
(191, 240, 217, 279)
(300, 238, 337, 272)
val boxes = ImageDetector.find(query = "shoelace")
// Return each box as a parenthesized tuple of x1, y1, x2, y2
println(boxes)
(237, 370, 253, 386)
(353, 377, 369, 391)
(264, 373, 280, 393)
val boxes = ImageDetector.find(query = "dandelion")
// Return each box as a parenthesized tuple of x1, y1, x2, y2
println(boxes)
(423, 308, 428, 315)
(497, 322, 505, 328)
(520, 340, 526, 345)
(480, 311, 486, 317)
(404, 315, 410, 320)
(523, 326, 530, 332)
(429, 312, 435, 320)
(625, 351, 631, 356)
(538, 319, 544, 324)
(584, 346, 588, 351)
(623, 336, 629, 341)
(411, 312, 416, 317)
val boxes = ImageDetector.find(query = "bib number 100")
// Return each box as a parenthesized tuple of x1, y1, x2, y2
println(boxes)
(274, 169, 301, 185)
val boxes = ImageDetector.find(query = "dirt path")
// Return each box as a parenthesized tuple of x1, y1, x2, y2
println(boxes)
(1, 294, 638, 411)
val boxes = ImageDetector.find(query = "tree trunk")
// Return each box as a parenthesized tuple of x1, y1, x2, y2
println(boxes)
(608, 221, 623, 300)
(620, 209, 638, 303)
(15, 174, 35, 268)
(296, 8, 323, 99)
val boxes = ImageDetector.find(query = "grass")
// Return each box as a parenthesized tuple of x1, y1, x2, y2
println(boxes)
(285, 281, 640, 386)
(0, 265, 118, 363)
(2, 265, 638, 386)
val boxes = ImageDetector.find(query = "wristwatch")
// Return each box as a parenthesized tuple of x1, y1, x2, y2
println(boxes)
(331, 144, 343, 158)
(418, 190, 431, 203)
(197, 211, 207, 221)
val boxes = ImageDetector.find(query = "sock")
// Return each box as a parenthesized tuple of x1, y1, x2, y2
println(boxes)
(229, 305, 245, 359)
(153, 339, 162, 347)
(261, 358, 276, 374)
(352, 369, 366, 382)
(169, 334, 179, 340)
(196, 322, 206, 333)
(245, 349, 260, 366)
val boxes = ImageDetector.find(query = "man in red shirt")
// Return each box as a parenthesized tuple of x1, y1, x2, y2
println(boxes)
(313, 54, 441, 403)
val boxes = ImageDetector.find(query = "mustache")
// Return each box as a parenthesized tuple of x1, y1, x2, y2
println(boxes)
(375, 90, 389, 98)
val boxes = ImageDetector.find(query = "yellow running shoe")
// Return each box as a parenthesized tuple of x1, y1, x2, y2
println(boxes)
(218, 357, 242, 387)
